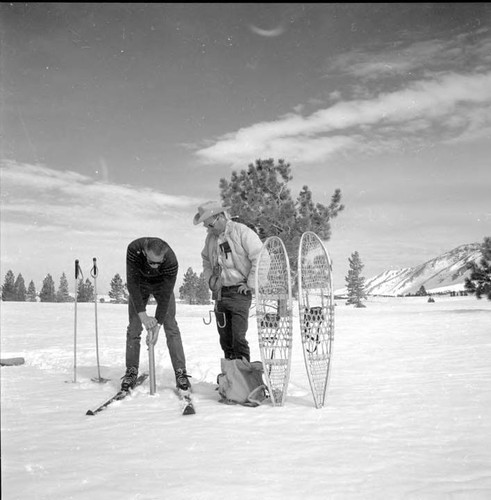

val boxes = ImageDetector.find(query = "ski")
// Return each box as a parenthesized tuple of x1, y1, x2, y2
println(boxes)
(86, 373, 149, 416)
(176, 388, 196, 415)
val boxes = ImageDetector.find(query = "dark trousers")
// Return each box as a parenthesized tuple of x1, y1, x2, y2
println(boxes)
(126, 291, 186, 372)
(215, 286, 252, 362)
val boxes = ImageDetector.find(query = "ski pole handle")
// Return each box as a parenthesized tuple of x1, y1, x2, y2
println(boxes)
(75, 259, 80, 279)
(91, 257, 98, 278)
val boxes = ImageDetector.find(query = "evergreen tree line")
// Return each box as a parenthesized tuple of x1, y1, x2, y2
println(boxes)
(3, 243, 487, 307)
(0, 270, 131, 304)
(1, 269, 210, 305)
(3, 256, 362, 306)
(1, 270, 100, 303)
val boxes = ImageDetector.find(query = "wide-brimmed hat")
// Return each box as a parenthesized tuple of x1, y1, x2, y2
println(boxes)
(193, 201, 229, 225)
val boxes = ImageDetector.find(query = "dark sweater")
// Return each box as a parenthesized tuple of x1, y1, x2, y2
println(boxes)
(126, 237, 178, 323)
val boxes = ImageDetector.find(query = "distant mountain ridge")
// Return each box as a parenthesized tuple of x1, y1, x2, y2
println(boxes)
(340, 243, 483, 296)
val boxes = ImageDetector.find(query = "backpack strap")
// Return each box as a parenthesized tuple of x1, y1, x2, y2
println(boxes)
(247, 384, 267, 406)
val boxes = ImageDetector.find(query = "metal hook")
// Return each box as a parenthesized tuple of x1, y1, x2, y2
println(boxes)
(203, 310, 213, 325)
(202, 308, 227, 328)
(216, 312, 227, 328)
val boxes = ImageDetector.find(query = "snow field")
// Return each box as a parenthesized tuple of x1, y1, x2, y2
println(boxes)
(1, 297, 491, 499)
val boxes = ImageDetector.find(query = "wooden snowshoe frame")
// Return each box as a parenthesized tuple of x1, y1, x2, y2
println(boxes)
(255, 236, 293, 406)
(298, 231, 334, 409)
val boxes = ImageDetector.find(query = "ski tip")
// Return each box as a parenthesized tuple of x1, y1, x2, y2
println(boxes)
(86, 410, 95, 416)
(183, 405, 196, 415)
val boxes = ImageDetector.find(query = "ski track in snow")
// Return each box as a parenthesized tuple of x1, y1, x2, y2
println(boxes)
(1, 297, 491, 500)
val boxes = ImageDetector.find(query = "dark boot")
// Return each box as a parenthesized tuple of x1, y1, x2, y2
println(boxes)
(121, 366, 138, 391)
(175, 368, 191, 391)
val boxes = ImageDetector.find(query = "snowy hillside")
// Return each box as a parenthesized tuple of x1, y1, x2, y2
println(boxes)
(2, 298, 491, 499)
(337, 243, 482, 297)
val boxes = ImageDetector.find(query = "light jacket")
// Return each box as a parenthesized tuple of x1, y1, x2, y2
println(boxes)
(201, 221, 263, 289)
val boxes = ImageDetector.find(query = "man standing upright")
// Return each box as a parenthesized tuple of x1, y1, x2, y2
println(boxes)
(194, 201, 263, 362)
(121, 237, 190, 392)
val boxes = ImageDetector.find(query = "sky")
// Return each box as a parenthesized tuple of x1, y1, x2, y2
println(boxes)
(1, 3, 491, 294)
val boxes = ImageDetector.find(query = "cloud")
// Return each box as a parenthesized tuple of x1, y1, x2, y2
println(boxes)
(195, 71, 491, 166)
(0, 161, 205, 291)
(0, 161, 200, 238)
(194, 30, 491, 168)
(326, 29, 491, 81)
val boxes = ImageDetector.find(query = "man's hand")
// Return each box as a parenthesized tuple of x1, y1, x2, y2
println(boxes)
(138, 311, 158, 332)
(146, 324, 161, 346)
(138, 312, 160, 345)
(237, 283, 252, 295)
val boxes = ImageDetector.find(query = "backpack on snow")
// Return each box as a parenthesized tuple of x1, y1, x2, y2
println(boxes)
(217, 358, 267, 406)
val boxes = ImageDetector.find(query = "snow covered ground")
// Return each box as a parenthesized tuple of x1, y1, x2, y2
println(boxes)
(2, 296, 491, 500)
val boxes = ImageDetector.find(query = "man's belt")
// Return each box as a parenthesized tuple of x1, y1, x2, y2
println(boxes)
(221, 285, 241, 291)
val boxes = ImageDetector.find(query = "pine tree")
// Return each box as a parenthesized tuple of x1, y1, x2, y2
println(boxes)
(219, 158, 344, 273)
(14, 273, 27, 301)
(39, 274, 56, 302)
(465, 236, 491, 300)
(179, 267, 199, 304)
(27, 280, 37, 302)
(56, 272, 71, 302)
(1, 270, 16, 301)
(77, 278, 94, 302)
(109, 273, 127, 303)
(85, 278, 94, 302)
(345, 251, 367, 307)
(196, 272, 211, 305)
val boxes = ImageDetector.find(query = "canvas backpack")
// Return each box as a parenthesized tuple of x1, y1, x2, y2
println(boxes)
(217, 357, 267, 406)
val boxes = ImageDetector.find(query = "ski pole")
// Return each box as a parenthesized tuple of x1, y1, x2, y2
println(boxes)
(73, 259, 80, 383)
(90, 258, 107, 383)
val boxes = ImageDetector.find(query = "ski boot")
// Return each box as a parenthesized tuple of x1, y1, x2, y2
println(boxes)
(175, 368, 191, 391)
(121, 366, 138, 391)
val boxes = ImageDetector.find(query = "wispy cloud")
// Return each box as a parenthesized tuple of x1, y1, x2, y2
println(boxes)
(1, 161, 199, 232)
(328, 32, 489, 80)
(195, 71, 491, 166)
(0, 161, 205, 290)
(195, 31, 491, 167)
